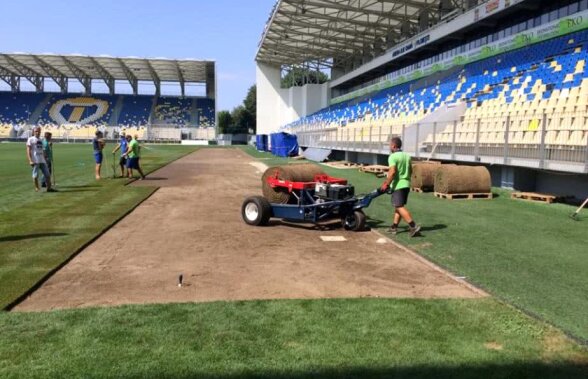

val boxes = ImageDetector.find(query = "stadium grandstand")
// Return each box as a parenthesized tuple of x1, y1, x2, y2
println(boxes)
(0, 54, 216, 142)
(256, 0, 588, 199)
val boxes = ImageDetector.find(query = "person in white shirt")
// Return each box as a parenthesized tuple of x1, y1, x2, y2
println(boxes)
(26, 126, 55, 192)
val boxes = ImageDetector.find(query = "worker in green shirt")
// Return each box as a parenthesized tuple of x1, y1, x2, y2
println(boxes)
(380, 137, 421, 237)
(123, 134, 146, 180)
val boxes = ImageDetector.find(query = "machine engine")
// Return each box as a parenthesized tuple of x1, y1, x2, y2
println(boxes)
(315, 182, 355, 201)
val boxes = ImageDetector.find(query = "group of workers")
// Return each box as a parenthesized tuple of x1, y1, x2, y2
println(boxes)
(94, 131, 146, 180)
(26, 127, 419, 237)
(25, 126, 55, 192)
(25, 126, 146, 193)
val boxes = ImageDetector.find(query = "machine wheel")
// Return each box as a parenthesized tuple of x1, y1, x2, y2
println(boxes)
(242, 196, 272, 226)
(342, 210, 366, 231)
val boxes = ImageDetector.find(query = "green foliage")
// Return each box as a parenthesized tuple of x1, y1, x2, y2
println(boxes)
(244, 85, 256, 122)
(231, 105, 255, 134)
(217, 110, 233, 134)
(218, 85, 257, 134)
(0, 143, 198, 309)
(282, 67, 329, 88)
(1, 299, 586, 377)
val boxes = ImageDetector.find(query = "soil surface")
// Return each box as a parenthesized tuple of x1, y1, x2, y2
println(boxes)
(15, 149, 484, 312)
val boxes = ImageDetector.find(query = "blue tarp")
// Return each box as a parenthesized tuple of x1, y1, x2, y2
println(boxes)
(270, 132, 298, 157)
(302, 147, 332, 162)
(255, 134, 268, 151)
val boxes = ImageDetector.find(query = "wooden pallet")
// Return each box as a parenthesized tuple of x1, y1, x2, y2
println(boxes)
(323, 161, 364, 169)
(434, 192, 493, 200)
(360, 165, 389, 174)
(511, 192, 556, 204)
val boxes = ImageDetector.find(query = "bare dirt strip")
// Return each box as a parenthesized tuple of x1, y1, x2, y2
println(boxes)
(15, 148, 484, 312)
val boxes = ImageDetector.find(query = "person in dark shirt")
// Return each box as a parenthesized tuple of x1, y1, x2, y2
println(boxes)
(93, 130, 105, 180)
(41, 131, 53, 188)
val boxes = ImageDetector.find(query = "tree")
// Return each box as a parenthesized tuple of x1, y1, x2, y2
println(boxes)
(281, 67, 329, 88)
(219, 84, 257, 135)
(217, 110, 232, 134)
(243, 85, 256, 126)
(230, 105, 254, 134)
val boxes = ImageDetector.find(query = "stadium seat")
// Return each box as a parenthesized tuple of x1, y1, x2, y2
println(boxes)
(0, 92, 216, 134)
(284, 30, 588, 153)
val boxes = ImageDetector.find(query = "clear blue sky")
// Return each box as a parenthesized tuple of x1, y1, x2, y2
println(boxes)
(0, 0, 276, 110)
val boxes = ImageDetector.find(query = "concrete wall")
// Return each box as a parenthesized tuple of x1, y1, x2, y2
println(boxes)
(256, 62, 284, 136)
(536, 172, 588, 200)
(256, 62, 329, 135)
(302, 83, 328, 116)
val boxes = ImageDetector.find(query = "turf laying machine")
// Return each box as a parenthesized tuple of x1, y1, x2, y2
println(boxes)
(241, 164, 386, 231)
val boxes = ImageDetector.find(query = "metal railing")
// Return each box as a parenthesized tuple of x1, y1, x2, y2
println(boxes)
(293, 112, 588, 174)
(0, 124, 216, 143)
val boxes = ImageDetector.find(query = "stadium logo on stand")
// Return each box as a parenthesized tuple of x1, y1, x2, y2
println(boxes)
(49, 97, 109, 125)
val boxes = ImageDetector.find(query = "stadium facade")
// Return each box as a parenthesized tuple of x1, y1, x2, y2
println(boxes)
(0, 54, 217, 142)
(256, 0, 588, 199)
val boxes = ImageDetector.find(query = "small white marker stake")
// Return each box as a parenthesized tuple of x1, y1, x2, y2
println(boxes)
(320, 236, 347, 242)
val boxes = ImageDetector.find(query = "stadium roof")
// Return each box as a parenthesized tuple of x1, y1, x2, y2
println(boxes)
(0, 53, 215, 95)
(256, 0, 444, 67)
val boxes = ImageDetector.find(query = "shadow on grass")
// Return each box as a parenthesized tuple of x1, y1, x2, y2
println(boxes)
(421, 224, 448, 232)
(0, 233, 68, 243)
(366, 219, 387, 229)
(144, 362, 588, 379)
(378, 224, 448, 236)
(143, 177, 168, 181)
(58, 185, 101, 189)
(56, 188, 100, 193)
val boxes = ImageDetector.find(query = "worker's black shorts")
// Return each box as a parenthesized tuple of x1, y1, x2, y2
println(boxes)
(119, 156, 127, 166)
(391, 188, 410, 208)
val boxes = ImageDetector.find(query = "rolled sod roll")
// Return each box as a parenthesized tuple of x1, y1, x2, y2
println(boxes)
(262, 164, 326, 203)
(434, 165, 491, 194)
(411, 163, 455, 191)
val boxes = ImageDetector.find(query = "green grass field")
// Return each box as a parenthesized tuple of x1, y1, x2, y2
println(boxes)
(239, 146, 588, 342)
(0, 142, 198, 309)
(329, 167, 588, 343)
(0, 144, 586, 378)
(1, 299, 587, 378)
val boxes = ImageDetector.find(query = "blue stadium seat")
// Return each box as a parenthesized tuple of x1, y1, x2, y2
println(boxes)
(284, 29, 588, 147)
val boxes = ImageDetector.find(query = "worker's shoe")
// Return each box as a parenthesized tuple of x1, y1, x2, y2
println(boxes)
(409, 225, 421, 237)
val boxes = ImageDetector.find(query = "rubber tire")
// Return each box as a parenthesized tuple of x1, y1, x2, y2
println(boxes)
(342, 210, 366, 231)
(242, 196, 272, 226)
